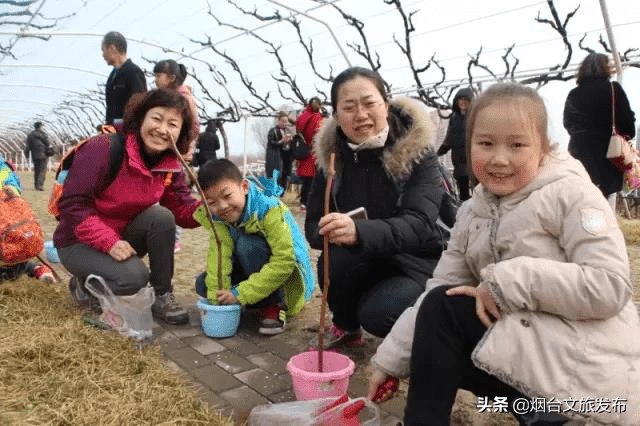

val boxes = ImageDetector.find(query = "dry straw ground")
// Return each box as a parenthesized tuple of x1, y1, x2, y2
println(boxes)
(1, 171, 639, 425)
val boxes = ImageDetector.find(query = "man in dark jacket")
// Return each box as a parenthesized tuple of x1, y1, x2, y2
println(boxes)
(437, 88, 474, 201)
(101, 31, 147, 124)
(194, 119, 221, 167)
(24, 121, 51, 191)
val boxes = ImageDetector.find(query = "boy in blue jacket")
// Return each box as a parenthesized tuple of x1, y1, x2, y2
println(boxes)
(194, 159, 315, 335)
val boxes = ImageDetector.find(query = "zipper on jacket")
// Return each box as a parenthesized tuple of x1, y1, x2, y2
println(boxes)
(489, 202, 500, 262)
(353, 151, 358, 164)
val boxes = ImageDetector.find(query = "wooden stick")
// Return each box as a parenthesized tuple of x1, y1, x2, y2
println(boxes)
(318, 153, 336, 372)
(168, 136, 224, 291)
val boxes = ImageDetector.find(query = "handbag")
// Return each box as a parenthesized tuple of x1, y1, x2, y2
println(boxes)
(290, 133, 311, 160)
(606, 83, 634, 172)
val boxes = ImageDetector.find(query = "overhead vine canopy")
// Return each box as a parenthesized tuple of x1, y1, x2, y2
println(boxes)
(0, 0, 638, 153)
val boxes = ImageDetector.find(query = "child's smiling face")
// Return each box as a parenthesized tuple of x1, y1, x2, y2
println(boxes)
(203, 178, 249, 223)
(470, 100, 546, 197)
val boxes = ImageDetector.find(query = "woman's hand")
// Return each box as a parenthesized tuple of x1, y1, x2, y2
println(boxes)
(367, 369, 399, 403)
(108, 240, 136, 262)
(318, 213, 358, 246)
(446, 283, 501, 327)
(216, 289, 240, 305)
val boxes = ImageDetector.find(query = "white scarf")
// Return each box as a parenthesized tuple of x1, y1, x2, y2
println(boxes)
(347, 125, 389, 151)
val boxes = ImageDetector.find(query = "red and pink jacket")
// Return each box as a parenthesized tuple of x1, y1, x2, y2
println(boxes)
(53, 133, 202, 253)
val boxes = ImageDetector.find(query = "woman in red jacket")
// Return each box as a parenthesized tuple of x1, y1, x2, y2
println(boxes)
(54, 89, 202, 325)
(295, 97, 323, 208)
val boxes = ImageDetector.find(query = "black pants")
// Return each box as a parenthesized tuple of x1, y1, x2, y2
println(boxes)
(33, 158, 47, 190)
(405, 285, 531, 425)
(58, 205, 176, 296)
(318, 246, 425, 337)
(456, 175, 470, 201)
(279, 158, 292, 193)
(300, 176, 313, 205)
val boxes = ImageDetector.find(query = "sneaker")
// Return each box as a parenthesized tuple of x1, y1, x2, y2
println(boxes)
(174, 242, 182, 253)
(69, 276, 101, 313)
(258, 304, 286, 335)
(34, 265, 56, 284)
(152, 292, 189, 325)
(311, 324, 363, 349)
(300, 204, 306, 212)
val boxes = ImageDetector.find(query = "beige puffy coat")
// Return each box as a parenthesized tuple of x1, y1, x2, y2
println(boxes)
(373, 147, 640, 425)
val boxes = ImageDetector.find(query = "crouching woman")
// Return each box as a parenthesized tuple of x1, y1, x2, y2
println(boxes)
(53, 88, 202, 325)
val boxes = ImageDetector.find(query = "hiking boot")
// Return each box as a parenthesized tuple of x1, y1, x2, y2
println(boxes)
(69, 276, 101, 313)
(258, 304, 286, 335)
(34, 265, 56, 284)
(310, 324, 363, 350)
(152, 292, 189, 325)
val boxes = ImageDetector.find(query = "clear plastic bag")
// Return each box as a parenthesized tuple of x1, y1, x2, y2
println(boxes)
(84, 274, 155, 341)
(247, 394, 380, 426)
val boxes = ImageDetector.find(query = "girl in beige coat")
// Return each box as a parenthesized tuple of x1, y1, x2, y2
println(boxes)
(368, 83, 640, 425)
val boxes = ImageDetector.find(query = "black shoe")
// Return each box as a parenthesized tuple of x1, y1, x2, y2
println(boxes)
(69, 276, 101, 313)
(152, 292, 189, 325)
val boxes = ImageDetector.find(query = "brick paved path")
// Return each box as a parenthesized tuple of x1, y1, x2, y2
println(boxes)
(155, 295, 406, 426)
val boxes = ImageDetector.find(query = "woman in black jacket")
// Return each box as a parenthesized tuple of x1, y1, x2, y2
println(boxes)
(437, 88, 473, 201)
(305, 67, 449, 345)
(563, 52, 635, 204)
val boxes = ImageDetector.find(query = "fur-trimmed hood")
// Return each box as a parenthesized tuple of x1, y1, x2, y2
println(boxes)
(313, 96, 434, 179)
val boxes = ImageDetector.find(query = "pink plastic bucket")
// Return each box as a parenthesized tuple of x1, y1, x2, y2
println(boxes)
(287, 351, 355, 400)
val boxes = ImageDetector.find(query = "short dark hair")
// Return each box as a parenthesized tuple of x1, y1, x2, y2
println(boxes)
(576, 52, 611, 85)
(102, 31, 127, 53)
(122, 88, 195, 154)
(33, 121, 43, 129)
(197, 159, 243, 190)
(153, 59, 188, 87)
(330, 67, 387, 113)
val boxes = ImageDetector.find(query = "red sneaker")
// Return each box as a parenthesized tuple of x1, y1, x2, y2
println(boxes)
(258, 304, 286, 335)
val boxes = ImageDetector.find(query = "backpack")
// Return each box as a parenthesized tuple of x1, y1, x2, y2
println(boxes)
(0, 163, 44, 266)
(48, 133, 126, 220)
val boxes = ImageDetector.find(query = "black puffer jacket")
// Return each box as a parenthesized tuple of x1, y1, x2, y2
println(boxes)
(305, 97, 448, 282)
(563, 77, 635, 196)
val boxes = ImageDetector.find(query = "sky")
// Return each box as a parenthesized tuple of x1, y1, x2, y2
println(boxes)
(1, 0, 640, 156)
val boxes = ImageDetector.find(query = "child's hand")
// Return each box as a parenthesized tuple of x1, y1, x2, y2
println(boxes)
(318, 212, 358, 246)
(367, 369, 399, 403)
(446, 283, 501, 327)
(216, 289, 239, 305)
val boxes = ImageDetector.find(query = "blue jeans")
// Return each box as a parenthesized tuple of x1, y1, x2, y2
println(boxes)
(195, 229, 285, 309)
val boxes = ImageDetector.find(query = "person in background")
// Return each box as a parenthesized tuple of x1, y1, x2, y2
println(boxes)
(194, 119, 221, 167)
(266, 111, 293, 192)
(153, 58, 200, 252)
(54, 89, 202, 325)
(305, 67, 449, 347)
(24, 121, 52, 191)
(563, 52, 635, 210)
(101, 31, 147, 125)
(369, 82, 640, 426)
(437, 88, 474, 201)
(295, 97, 323, 209)
(194, 159, 315, 335)
(0, 154, 55, 283)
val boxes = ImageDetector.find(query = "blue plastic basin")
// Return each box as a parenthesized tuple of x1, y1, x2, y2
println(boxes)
(197, 299, 241, 338)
